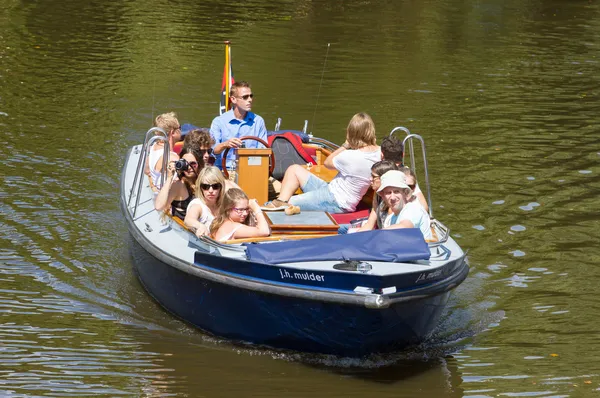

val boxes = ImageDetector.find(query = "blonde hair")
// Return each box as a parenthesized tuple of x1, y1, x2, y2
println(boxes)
(230, 81, 251, 98)
(346, 112, 376, 148)
(194, 166, 226, 207)
(154, 112, 179, 134)
(210, 188, 249, 237)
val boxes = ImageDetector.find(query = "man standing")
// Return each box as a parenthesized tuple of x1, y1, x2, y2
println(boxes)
(210, 81, 267, 172)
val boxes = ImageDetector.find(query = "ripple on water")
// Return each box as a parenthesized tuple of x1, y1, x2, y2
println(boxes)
(509, 250, 526, 257)
(510, 225, 527, 232)
(519, 202, 540, 211)
(505, 273, 539, 288)
(487, 264, 507, 273)
(492, 200, 505, 205)
(528, 268, 547, 272)
(579, 170, 592, 174)
(473, 225, 486, 231)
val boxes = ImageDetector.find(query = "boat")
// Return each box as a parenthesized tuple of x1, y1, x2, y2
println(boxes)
(119, 44, 469, 357)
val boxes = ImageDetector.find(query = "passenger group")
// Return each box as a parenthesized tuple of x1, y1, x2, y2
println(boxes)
(146, 81, 432, 243)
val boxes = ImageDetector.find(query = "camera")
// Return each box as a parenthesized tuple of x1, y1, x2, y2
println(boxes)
(175, 159, 189, 172)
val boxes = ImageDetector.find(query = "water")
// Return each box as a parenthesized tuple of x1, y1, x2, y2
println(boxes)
(1, 0, 600, 396)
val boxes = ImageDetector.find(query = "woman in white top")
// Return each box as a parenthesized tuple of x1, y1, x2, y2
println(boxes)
(264, 113, 381, 213)
(184, 166, 226, 238)
(377, 170, 432, 240)
(211, 188, 270, 242)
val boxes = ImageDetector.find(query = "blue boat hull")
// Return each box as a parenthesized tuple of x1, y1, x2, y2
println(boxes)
(130, 237, 455, 357)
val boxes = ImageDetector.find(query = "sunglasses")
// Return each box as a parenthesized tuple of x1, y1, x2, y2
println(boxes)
(200, 148, 214, 156)
(407, 183, 416, 190)
(187, 161, 198, 169)
(236, 94, 254, 100)
(200, 183, 222, 191)
(232, 207, 249, 214)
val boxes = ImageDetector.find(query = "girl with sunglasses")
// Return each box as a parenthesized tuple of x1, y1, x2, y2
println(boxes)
(184, 166, 226, 237)
(210, 188, 270, 242)
(182, 128, 216, 165)
(154, 145, 203, 219)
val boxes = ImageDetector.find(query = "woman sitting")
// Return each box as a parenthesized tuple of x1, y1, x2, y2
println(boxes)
(154, 145, 203, 219)
(264, 112, 381, 213)
(398, 166, 429, 212)
(376, 170, 432, 239)
(184, 166, 225, 237)
(210, 188, 270, 242)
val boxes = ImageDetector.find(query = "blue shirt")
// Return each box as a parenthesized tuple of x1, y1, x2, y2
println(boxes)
(210, 109, 268, 169)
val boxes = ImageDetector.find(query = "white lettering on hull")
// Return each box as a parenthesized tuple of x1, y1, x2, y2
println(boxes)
(279, 268, 325, 282)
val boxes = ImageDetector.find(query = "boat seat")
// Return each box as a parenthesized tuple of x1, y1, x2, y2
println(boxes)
(330, 208, 370, 225)
(268, 132, 316, 181)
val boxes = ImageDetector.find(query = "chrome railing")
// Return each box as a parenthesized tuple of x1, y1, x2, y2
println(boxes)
(127, 127, 169, 218)
(308, 136, 339, 152)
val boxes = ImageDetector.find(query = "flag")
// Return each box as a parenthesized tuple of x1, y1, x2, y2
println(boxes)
(219, 41, 235, 115)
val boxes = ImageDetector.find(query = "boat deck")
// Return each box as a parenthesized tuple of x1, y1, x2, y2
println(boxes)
(123, 145, 464, 280)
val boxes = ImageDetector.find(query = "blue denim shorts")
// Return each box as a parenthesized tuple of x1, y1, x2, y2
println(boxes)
(288, 174, 344, 213)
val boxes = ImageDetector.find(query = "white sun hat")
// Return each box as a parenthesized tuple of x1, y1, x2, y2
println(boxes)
(377, 170, 409, 192)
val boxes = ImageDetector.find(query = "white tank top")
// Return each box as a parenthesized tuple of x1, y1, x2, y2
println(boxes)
(148, 146, 164, 189)
(218, 224, 243, 242)
(186, 198, 215, 226)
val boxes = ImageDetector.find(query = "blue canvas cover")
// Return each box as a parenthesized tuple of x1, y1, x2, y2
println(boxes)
(245, 229, 430, 265)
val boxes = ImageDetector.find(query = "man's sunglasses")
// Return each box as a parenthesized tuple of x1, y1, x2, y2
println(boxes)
(200, 183, 222, 191)
(236, 94, 254, 100)
(200, 148, 214, 156)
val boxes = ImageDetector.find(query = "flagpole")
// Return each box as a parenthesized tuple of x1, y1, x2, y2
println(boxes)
(225, 41, 231, 113)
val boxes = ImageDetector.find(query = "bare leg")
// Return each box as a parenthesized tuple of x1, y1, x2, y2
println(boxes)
(278, 165, 312, 201)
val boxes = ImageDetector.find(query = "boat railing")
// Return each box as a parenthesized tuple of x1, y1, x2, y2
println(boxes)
(389, 126, 417, 170)
(399, 133, 434, 220)
(196, 235, 247, 253)
(308, 136, 339, 152)
(390, 128, 452, 249)
(127, 127, 169, 218)
(428, 219, 450, 249)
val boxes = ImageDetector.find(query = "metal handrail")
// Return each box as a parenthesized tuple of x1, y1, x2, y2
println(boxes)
(127, 127, 169, 218)
(128, 128, 163, 209)
(308, 136, 339, 152)
(401, 134, 433, 219)
(389, 126, 415, 170)
(428, 219, 450, 249)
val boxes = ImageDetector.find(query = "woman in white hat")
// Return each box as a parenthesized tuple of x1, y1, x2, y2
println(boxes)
(377, 170, 432, 239)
